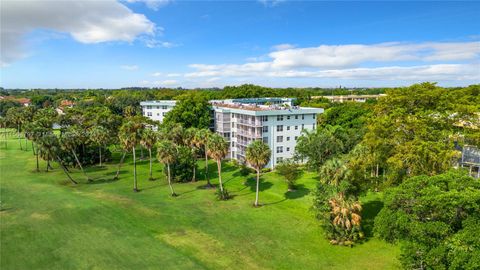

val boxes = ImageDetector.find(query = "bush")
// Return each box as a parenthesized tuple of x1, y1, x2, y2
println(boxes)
(164, 146, 195, 182)
(239, 164, 254, 176)
(261, 168, 271, 173)
(275, 159, 301, 190)
(215, 188, 232, 201)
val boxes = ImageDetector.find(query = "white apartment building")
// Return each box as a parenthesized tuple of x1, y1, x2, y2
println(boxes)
(140, 100, 177, 122)
(211, 98, 323, 168)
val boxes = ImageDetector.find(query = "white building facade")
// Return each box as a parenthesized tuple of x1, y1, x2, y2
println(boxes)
(211, 98, 323, 168)
(140, 100, 177, 122)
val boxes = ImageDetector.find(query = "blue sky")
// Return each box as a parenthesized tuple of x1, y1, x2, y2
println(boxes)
(1, 0, 479, 88)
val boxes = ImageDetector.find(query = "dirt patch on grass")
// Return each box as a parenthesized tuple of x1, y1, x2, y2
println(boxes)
(157, 229, 266, 270)
(30, 212, 51, 220)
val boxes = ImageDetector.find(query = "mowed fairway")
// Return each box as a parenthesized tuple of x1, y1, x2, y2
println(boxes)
(0, 136, 400, 270)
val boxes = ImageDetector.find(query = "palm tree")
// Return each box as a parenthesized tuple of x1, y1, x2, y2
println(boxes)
(6, 107, 24, 150)
(59, 127, 90, 182)
(184, 127, 199, 182)
(246, 140, 271, 207)
(140, 128, 158, 180)
(37, 133, 78, 185)
(207, 133, 229, 198)
(156, 140, 178, 196)
(319, 157, 348, 188)
(196, 128, 213, 187)
(23, 122, 46, 172)
(89, 126, 110, 167)
(119, 121, 143, 192)
(328, 193, 363, 245)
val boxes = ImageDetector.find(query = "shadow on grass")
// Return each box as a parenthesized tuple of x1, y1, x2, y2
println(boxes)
(245, 177, 273, 192)
(362, 199, 384, 238)
(263, 198, 287, 206)
(284, 184, 310, 200)
(104, 170, 127, 176)
(87, 177, 120, 185)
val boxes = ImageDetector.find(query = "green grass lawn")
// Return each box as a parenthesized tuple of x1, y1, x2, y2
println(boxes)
(0, 135, 400, 269)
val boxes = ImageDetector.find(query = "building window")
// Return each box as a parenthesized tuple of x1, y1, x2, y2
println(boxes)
(277, 115, 284, 121)
(232, 142, 235, 147)
(302, 114, 304, 120)
(261, 115, 268, 121)
(287, 137, 290, 141)
(302, 124, 305, 130)
(147, 105, 152, 109)
(295, 115, 298, 119)
(162, 112, 166, 116)
(157, 113, 160, 116)
(277, 136, 283, 143)
(277, 125, 283, 132)
(262, 126, 268, 133)
(263, 137, 268, 143)
(276, 157, 283, 163)
(147, 112, 152, 116)
(295, 125, 298, 130)
(162, 105, 167, 110)
(276, 146, 283, 153)
(287, 116, 290, 120)
(313, 114, 316, 119)
(295, 136, 298, 140)
(313, 124, 316, 129)
(287, 126, 290, 131)
(286, 147, 290, 152)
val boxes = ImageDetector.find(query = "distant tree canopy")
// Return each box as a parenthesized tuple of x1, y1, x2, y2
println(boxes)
(163, 92, 211, 129)
(375, 170, 480, 270)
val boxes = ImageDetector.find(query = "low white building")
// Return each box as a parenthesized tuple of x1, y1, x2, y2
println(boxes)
(211, 98, 323, 168)
(140, 100, 177, 123)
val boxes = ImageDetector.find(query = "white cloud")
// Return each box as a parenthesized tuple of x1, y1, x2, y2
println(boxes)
(183, 41, 480, 83)
(267, 41, 480, 69)
(144, 39, 179, 48)
(167, 73, 181, 77)
(1, 0, 156, 66)
(160, 80, 178, 86)
(258, 0, 285, 7)
(152, 72, 163, 77)
(272, 43, 295, 51)
(121, 65, 139, 71)
(125, 0, 170, 11)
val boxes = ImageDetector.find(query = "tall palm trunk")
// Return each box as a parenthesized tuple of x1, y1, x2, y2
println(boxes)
(114, 151, 126, 180)
(18, 124, 22, 150)
(4, 126, 7, 149)
(192, 165, 196, 182)
(55, 155, 78, 185)
(216, 159, 224, 194)
(46, 153, 50, 172)
(35, 148, 39, 172)
(167, 163, 176, 196)
(204, 145, 211, 186)
(24, 136, 28, 151)
(254, 169, 260, 206)
(99, 146, 102, 166)
(32, 141, 35, 155)
(72, 150, 90, 182)
(133, 146, 138, 192)
(148, 148, 153, 180)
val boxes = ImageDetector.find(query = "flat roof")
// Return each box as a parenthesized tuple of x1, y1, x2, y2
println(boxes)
(140, 100, 177, 106)
(212, 104, 323, 116)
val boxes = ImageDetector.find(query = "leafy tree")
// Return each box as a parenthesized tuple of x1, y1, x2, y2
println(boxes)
(89, 126, 110, 167)
(0, 116, 8, 148)
(165, 145, 195, 183)
(156, 140, 178, 197)
(163, 92, 211, 129)
(140, 128, 158, 180)
(374, 170, 480, 269)
(6, 107, 24, 150)
(119, 121, 143, 192)
(275, 159, 301, 191)
(246, 140, 271, 206)
(295, 125, 347, 171)
(207, 133, 229, 199)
